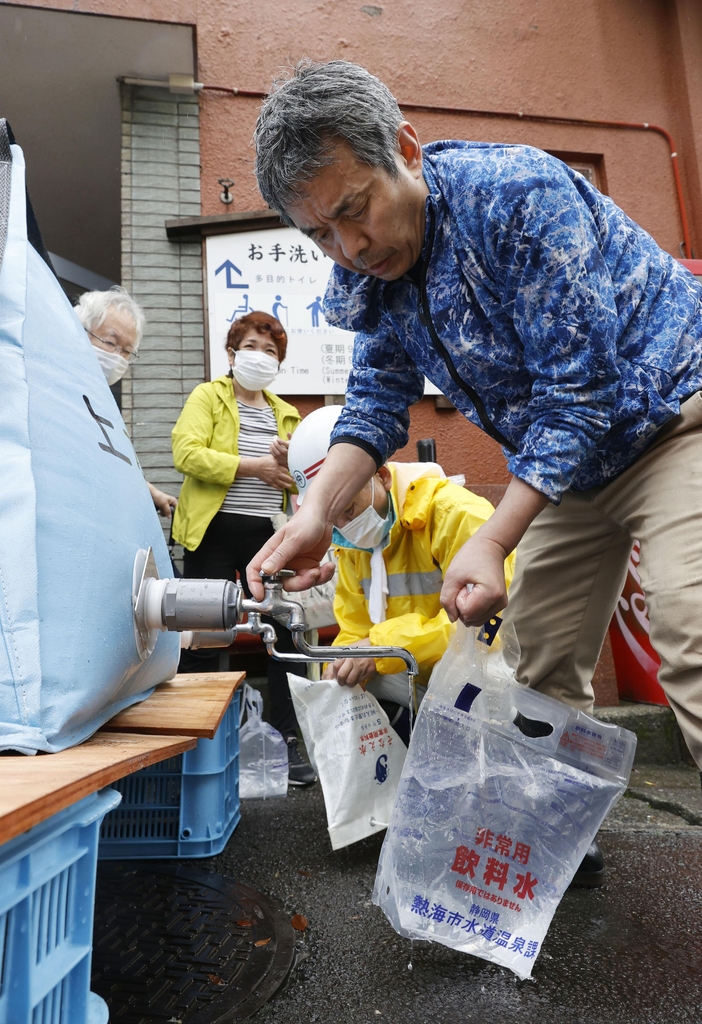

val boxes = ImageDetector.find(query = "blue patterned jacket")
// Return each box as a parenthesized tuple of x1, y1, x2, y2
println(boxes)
(324, 141, 702, 501)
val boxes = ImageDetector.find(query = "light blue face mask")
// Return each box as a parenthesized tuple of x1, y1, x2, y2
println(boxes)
(332, 477, 394, 552)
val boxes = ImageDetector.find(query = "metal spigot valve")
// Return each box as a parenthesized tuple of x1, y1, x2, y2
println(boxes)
(259, 568, 296, 584)
(133, 551, 418, 714)
(132, 548, 297, 661)
(253, 570, 420, 710)
(237, 569, 307, 631)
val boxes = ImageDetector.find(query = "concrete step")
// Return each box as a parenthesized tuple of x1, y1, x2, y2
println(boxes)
(623, 764, 702, 826)
(595, 701, 695, 766)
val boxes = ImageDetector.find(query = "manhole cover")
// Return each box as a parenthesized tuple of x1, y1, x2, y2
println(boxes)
(92, 862, 296, 1023)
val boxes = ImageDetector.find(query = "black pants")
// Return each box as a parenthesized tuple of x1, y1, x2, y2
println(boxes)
(181, 511, 300, 739)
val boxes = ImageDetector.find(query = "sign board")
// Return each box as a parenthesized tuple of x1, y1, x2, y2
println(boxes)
(205, 225, 439, 395)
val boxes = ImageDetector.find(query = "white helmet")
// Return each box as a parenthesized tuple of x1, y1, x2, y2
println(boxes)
(288, 405, 343, 504)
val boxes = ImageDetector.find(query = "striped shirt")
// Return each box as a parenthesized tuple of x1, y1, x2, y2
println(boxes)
(220, 402, 284, 517)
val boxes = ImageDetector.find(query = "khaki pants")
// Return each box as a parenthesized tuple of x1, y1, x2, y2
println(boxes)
(503, 392, 702, 768)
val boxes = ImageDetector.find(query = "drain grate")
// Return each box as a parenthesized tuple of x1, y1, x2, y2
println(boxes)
(92, 862, 296, 1023)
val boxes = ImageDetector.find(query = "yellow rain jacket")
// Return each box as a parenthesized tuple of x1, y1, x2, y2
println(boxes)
(171, 375, 300, 551)
(332, 464, 515, 684)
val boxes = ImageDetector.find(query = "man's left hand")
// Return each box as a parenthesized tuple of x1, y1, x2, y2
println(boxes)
(440, 533, 509, 627)
(322, 638, 377, 687)
(441, 476, 549, 626)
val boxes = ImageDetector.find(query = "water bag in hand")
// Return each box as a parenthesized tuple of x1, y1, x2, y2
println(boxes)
(373, 623, 636, 979)
(0, 126, 179, 753)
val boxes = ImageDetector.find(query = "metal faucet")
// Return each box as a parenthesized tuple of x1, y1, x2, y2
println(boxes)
(133, 549, 420, 707)
(240, 569, 307, 631)
(246, 570, 420, 712)
(254, 569, 419, 677)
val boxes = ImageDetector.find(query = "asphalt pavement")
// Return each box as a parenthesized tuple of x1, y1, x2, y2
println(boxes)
(212, 763, 702, 1024)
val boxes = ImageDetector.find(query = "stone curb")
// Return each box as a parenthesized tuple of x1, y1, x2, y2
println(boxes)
(595, 701, 695, 766)
(626, 787, 702, 825)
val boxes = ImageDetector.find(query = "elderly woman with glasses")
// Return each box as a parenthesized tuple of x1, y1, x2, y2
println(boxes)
(74, 286, 178, 517)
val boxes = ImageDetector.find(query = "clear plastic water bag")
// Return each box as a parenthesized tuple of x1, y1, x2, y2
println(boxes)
(373, 623, 636, 979)
(238, 684, 289, 799)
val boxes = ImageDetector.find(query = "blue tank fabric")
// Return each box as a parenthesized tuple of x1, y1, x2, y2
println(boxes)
(324, 141, 702, 502)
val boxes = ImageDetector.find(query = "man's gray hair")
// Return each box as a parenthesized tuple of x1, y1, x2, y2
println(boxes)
(74, 285, 145, 345)
(254, 60, 404, 219)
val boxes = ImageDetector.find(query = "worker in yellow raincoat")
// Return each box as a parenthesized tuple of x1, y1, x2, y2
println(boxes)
(287, 407, 515, 742)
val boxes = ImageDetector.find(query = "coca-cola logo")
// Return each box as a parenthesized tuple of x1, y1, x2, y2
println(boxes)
(614, 542, 660, 675)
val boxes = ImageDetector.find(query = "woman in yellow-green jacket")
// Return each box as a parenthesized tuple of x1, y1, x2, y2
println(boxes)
(172, 311, 316, 786)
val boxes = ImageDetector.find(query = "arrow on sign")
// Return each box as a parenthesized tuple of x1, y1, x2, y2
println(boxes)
(215, 260, 249, 289)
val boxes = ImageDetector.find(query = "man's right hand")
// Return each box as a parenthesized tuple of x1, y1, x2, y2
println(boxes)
(246, 441, 378, 599)
(247, 511, 334, 600)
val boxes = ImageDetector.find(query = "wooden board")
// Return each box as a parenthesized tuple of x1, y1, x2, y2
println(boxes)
(101, 671, 246, 738)
(0, 732, 197, 846)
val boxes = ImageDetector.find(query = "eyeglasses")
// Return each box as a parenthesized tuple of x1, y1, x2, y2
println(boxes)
(89, 330, 139, 364)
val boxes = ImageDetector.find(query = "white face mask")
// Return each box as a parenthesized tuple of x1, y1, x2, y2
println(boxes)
(95, 346, 129, 386)
(231, 350, 279, 391)
(336, 478, 392, 551)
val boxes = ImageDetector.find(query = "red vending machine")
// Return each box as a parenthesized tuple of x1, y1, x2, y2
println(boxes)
(610, 258, 702, 705)
(609, 542, 666, 704)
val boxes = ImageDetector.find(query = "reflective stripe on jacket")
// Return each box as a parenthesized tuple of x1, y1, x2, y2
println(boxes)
(332, 465, 516, 684)
(171, 376, 300, 551)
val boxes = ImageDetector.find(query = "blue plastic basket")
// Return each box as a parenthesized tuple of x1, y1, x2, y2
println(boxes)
(99, 689, 241, 859)
(0, 787, 121, 1024)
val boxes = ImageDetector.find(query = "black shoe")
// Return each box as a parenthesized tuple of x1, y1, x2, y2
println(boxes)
(286, 737, 317, 787)
(570, 840, 605, 888)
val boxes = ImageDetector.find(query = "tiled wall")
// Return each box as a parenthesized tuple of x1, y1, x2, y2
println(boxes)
(120, 85, 203, 506)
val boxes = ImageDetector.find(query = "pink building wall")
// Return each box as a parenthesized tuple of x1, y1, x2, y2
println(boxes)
(13, 0, 702, 482)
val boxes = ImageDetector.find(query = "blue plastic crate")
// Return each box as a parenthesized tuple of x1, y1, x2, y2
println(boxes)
(0, 787, 121, 1024)
(99, 688, 241, 859)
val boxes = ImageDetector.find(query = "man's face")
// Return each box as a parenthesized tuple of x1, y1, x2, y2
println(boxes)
(285, 124, 429, 282)
(333, 469, 392, 529)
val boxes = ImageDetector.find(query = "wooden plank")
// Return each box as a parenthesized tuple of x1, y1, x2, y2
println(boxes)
(0, 732, 197, 846)
(101, 671, 245, 738)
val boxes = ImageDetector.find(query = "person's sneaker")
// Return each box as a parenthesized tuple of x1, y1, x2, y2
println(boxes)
(570, 840, 605, 888)
(286, 737, 317, 787)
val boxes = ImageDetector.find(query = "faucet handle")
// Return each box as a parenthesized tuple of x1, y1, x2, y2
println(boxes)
(259, 568, 296, 584)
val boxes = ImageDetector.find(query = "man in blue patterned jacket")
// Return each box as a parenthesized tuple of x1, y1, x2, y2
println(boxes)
(248, 62, 702, 824)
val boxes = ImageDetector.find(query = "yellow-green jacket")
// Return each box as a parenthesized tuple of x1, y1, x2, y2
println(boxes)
(332, 465, 516, 684)
(171, 376, 300, 551)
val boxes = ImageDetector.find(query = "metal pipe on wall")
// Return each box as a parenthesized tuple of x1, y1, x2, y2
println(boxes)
(200, 84, 693, 258)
